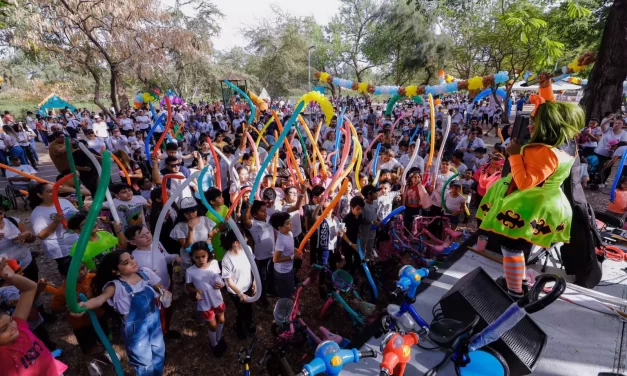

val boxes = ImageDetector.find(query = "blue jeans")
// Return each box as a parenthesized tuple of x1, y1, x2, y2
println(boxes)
(119, 273, 165, 376)
(29, 139, 39, 162)
(38, 130, 49, 147)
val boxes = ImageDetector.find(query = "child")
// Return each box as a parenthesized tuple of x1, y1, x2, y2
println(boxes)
(50, 263, 112, 374)
(269, 212, 301, 299)
(243, 200, 275, 305)
(204, 188, 229, 261)
(402, 172, 432, 230)
(608, 176, 627, 218)
(313, 195, 341, 297)
(185, 242, 227, 357)
(138, 177, 153, 201)
(103, 183, 150, 230)
(460, 169, 474, 207)
(472, 147, 490, 170)
(340, 196, 366, 274)
(79, 251, 166, 376)
(0, 258, 68, 375)
(221, 230, 256, 340)
(127, 224, 182, 338)
(68, 213, 126, 272)
(128, 130, 140, 151)
(360, 184, 380, 260)
(377, 181, 401, 222)
(443, 181, 468, 230)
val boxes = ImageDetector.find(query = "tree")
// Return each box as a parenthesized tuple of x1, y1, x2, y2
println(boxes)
(9, 0, 212, 117)
(579, 0, 626, 120)
(362, 0, 451, 86)
(330, 0, 382, 82)
(242, 7, 314, 97)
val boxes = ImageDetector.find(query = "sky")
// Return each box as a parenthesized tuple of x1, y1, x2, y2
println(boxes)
(206, 0, 341, 51)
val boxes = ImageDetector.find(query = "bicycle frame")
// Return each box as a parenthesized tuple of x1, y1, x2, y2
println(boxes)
(356, 239, 378, 300)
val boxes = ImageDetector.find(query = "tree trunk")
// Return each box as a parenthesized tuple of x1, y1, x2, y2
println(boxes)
(87, 65, 116, 122)
(580, 0, 627, 121)
(109, 63, 120, 114)
(116, 75, 130, 112)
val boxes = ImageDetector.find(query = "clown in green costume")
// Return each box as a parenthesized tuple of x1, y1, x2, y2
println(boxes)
(477, 80, 583, 298)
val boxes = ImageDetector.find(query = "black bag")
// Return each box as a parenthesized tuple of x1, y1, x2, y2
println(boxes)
(560, 143, 604, 288)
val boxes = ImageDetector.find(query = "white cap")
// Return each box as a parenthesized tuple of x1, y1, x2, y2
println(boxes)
(179, 197, 197, 210)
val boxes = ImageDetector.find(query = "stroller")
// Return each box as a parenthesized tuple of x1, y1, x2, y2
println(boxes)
(584, 154, 605, 189)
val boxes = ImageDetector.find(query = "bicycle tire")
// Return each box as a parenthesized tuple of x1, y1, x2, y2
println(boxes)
(320, 296, 334, 318)
(279, 356, 296, 376)
(456, 347, 510, 376)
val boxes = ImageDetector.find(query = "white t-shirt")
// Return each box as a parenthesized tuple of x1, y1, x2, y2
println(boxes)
(6, 165, 37, 187)
(222, 250, 253, 295)
(282, 204, 302, 237)
(93, 121, 109, 138)
(247, 219, 275, 260)
(444, 192, 467, 213)
(30, 200, 79, 259)
(132, 242, 173, 290)
(378, 158, 403, 173)
(135, 115, 151, 130)
(105, 267, 160, 316)
(185, 261, 224, 311)
(274, 232, 294, 274)
(87, 137, 107, 152)
(595, 129, 627, 157)
(170, 217, 216, 268)
(399, 153, 425, 174)
(0, 217, 32, 269)
(430, 171, 456, 207)
(102, 195, 147, 230)
(580, 126, 603, 148)
(120, 118, 134, 131)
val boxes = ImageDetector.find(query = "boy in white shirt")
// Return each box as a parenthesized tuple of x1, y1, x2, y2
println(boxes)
(102, 183, 150, 230)
(243, 200, 275, 305)
(270, 211, 302, 299)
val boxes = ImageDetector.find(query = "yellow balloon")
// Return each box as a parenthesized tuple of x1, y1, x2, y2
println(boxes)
(357, 82, 369, 94)
(468, 76, 484, 91)
(319, 72, 330, 83)
(142, 93, 152, 103)
(405, 85, 418, 97)
(298, 91, 334, 125)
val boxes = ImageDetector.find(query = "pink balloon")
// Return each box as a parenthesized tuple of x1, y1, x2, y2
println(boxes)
(389, 111, 411, 135)
(363, 134, 384, 163)
(322, 121, 352, 199)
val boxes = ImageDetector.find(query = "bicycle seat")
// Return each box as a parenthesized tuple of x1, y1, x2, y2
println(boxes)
(428, 315, 480, 348)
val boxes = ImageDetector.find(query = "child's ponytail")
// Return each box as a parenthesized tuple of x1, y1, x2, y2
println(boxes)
(93, 250, 127, 295)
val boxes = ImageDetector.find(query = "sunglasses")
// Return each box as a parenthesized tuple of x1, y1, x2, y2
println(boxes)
(168, 163, 181, 168)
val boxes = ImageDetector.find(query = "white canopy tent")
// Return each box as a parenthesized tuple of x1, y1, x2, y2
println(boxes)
(511, 80, 582, 91)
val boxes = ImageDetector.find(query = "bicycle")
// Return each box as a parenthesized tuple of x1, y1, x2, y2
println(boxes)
(239, 336, 257, 376)
(296, 341, 378, 376)
(351, 264, 436, 349)
(271, 275, 351, 349)
(315, 262, 376, 328)
(393, 214, 461, 260)
(424, 274, 566, 376)
(379, 332, 420, 376)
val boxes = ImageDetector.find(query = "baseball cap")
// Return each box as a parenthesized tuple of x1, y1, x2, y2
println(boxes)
(361, 184, 381, 197)
(179, 197, 197, 211)
(450, 180, 462, 187)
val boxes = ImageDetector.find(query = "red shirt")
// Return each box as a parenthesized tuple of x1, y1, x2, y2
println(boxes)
(0, 318, 67, 376)
(405, 185, 421, 208)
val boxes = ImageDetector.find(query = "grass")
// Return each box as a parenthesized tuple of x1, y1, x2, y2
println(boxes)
(0, 98, 102, 119)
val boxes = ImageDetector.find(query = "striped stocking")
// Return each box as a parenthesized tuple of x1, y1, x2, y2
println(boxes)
(501, 247, 526, 293)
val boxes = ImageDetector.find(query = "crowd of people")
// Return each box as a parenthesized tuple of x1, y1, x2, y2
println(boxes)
(0, 90, 590, 376)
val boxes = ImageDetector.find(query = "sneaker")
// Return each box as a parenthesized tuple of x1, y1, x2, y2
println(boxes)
(599, 184, 606, 188)
(100, 350, 121, 364)
(217, 337, 228, 353)
(209, 343, 225, 358)
(87, 360, 103, 376)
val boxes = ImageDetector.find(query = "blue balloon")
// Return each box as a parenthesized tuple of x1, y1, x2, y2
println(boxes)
(373, 143, 381, 177)
(332, 77, 341, 85)
(198, 165, 226, 222)
(494, 71, 509, 84)
(224, 80, 256, 124)
(445, 82, 458, 93)
(250, 101, 305, 204)
(333, 107, 346, 173)
(381, 206, 406, 226)
(611, 147, 627, 202)
(145, 112, 167, 166)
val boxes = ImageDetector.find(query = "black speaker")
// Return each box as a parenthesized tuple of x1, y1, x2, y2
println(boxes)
(439, 267, 547, 375)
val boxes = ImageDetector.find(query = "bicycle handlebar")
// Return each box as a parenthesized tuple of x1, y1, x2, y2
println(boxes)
(390, 286, 404, 300)
(380, 370, 390, 376)
(359, 348, 377, 359)
(519, 274, 566, 314)
(313, 264, 324, 270)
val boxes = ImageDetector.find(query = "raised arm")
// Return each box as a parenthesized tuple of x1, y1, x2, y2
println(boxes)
(507, 141, 559, 190)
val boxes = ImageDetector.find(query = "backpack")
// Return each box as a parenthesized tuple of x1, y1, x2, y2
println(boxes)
(559, 143, 604, 288)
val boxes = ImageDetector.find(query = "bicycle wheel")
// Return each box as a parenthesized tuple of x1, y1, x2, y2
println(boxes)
(456, 347, 510, 376)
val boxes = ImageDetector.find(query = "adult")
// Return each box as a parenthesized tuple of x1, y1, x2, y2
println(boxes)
(91, 115, 109, 142)
(477, 92, 580, 298)
(0, 206, 37, 280)
(13, 123, 37, 168)
(6, 155, 38, 191)
(594, 114, 627, 185)
(28, 183, 79, 275)
(84, 129, 107, 153)
(48, 131, 71, 174)
(399, 142, 425, 173)
(151, 154, 193, 201)
(579, 118, 602, 157)
(455, 128, 485, 168)
(107, 128, 131, 155)
(113, 150, 144, 192)
(369, 149, 403, 177)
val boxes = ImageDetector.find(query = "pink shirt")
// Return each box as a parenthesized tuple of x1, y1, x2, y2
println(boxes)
(0, 318, 67, 376)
